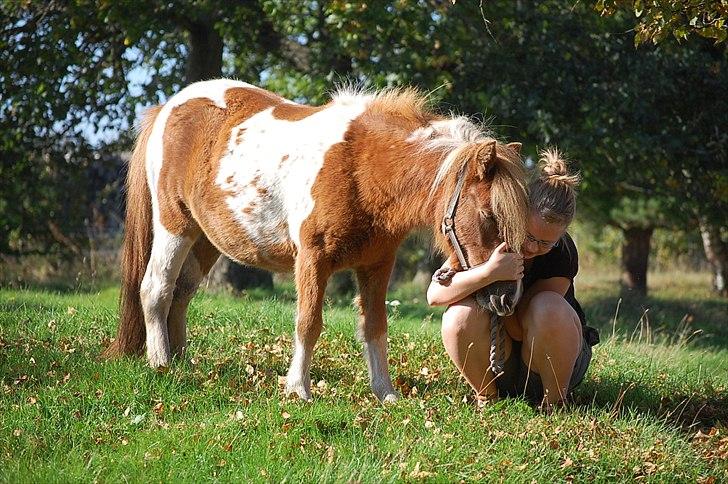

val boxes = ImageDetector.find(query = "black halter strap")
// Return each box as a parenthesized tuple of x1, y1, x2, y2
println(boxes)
(441, 163, 470, 270)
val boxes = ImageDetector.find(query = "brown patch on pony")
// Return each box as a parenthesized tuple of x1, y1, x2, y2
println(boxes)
(102, 105, 163, 358)
(272, 102, 326, 121)
(191, 235, 221, 275)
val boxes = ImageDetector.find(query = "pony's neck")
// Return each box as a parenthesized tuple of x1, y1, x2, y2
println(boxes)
(363, 140, 454, 236)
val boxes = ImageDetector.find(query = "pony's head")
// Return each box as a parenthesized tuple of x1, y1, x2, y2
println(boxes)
(433, 138, 529, 315)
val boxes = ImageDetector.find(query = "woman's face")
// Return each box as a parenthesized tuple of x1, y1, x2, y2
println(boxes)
(521, 212, 566, 259)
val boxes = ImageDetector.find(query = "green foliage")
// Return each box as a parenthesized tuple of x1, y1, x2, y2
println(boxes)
(2, 0, 725, 286)
(595, 0, 728, 45)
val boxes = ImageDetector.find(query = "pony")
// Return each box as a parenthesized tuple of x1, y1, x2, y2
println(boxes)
(103, 79, 529, 402)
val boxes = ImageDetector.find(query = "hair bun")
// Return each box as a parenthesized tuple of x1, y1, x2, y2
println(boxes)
(539, 147, 581, 188)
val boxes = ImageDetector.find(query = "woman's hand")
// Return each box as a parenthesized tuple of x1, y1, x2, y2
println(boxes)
(482, 242, 523, 282)
(427, 243, 523, 307)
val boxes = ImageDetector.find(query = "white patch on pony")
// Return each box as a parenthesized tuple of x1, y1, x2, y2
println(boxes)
(145, 79, 264, 214)
(216, 98, 369, 249)
(363, 334, 398, 402)
(285, 333, 312, 401)
(140, 222, 195, 368)
(428, 117, 490, 190)
(404, 116, 491, 194)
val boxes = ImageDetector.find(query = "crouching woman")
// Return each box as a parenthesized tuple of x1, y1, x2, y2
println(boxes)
(428, 149, 599, 408)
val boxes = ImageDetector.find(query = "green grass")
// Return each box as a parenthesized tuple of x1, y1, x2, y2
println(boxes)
(1, 271, 726, 482)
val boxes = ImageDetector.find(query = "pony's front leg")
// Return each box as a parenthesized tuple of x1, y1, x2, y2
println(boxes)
(355, 257, 399, 403)
(285, 254, 329, 401)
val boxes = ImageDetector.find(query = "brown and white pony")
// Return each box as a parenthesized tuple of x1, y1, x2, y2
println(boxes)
(103, 79, 528, 402)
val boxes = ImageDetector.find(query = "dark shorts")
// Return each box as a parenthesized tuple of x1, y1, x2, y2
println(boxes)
(495, 336, 593, 403)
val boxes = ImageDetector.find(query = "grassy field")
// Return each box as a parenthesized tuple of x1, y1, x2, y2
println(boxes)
(1, 270, 726, 482)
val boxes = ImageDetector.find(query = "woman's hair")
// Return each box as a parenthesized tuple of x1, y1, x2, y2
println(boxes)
(529, 148, 580, 226)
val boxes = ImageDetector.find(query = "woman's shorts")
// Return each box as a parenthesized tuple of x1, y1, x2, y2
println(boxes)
(495, 336, 593, 403)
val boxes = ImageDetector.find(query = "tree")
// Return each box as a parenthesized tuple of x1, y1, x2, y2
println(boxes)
(1, 0, 280, 285)
(595, 0, 728, 45)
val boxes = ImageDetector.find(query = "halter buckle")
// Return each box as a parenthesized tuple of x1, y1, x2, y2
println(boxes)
(441, 216, 454, 235)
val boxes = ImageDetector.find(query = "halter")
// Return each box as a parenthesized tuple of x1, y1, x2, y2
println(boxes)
(439, 163, 507, 376)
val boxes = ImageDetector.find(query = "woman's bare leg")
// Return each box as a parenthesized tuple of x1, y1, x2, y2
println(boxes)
(519, 291, 582, 405)
(441, 297, 512, 400)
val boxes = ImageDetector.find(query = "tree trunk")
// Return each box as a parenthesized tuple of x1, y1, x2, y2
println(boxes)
(699, 218, 728, 297)
(620, 227, 653, 296)
(185, 19, 223, 82)
(183, 15, 273, 291)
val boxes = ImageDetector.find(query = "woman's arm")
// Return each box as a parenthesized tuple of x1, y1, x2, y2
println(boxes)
(427, 242, 523, 306)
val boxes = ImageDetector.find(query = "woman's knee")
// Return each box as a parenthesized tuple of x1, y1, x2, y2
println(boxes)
(441, 299, 482, 342)
(522, 292, 579, 340)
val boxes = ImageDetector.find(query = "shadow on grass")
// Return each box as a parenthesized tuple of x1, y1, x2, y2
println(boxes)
(575, 376, 728, 430)
(583, 292, 728, 350)
(0, 298, 69, 316)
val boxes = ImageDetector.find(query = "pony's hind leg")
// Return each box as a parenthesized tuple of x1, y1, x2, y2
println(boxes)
(167, 237, 220, 357)
(285, 253, 330, 401)
(140, 225, 195, 368)
(355, 256, 399, 403)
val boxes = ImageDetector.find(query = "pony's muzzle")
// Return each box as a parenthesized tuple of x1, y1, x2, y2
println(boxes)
(475, 279, 523, 316)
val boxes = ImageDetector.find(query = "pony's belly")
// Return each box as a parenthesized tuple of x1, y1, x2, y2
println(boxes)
(221, 239, 296, 273)
(189, 193, 297, 273)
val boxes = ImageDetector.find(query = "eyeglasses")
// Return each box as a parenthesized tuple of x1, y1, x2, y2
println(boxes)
(525, 232, 560, 250)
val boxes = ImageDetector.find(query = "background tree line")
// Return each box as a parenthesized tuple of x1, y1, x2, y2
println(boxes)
(1, 0, 726, 297)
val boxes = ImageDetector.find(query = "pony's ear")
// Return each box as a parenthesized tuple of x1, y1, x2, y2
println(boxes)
(507, 142, 522, 156)
(474, 140, 497, 179)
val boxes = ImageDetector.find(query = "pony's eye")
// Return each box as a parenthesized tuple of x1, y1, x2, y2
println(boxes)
(479, 210, 494, 222)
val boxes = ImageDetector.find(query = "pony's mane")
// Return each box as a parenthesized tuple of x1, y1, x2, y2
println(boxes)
(331, 85, 527, 249)
(429, 121, 492, 190)
(490, 145, 529, 251)
(332, 85, 431, 123)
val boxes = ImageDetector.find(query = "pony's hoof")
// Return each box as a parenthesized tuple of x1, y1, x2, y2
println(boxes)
(382, 393, 399, 404)
(147, 354, 171, 370)
(285, 382, 312, 402)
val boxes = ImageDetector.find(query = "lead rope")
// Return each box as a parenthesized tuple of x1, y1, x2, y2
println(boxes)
(436, 163, 506, 376)
(489, 312, 506, 375)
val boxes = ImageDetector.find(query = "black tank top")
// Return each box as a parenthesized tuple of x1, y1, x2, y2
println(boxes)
(522, 233, 599, 346)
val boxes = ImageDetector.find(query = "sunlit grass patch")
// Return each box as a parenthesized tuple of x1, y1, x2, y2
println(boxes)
(1, 276, 726, 482)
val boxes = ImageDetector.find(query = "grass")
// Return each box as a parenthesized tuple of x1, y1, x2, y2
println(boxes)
(1, 270, 726, 482)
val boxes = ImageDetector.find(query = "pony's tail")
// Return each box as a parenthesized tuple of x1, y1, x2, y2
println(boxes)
(102, 106, 162, 359)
